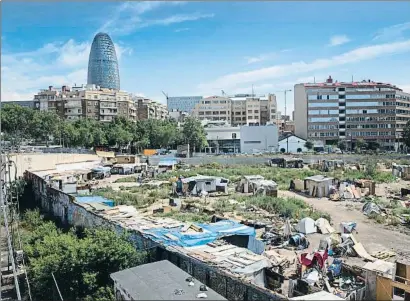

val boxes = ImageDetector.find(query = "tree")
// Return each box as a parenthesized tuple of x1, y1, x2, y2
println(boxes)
(22, 210, 147, 301)
(31, 111, 62, 145)
(337, 141, 346, 151)
(355, 138, 366, 151)
(304, 141, 313, 150)
(181, 117, 208, 152)
(403, 120, 410, 149)
(280, 148, 286, 153)
(297, 148, 302, 153)
(0, 104, 35, 148)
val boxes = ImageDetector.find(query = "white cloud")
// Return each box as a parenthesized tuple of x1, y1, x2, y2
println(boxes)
(1, 39, 132, 101)
(400, 84, 410, 93)
(97, 1, 210, 36)
(198, 39, 410, 92)
(140, 13, 214, 28)
(245, 49, 290, 64)
(174, 28, 190, 33)
(328, 35, 350, 46)
(373, 22, 410, 41)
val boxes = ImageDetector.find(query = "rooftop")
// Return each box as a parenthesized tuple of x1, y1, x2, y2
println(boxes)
(110, 260, 227, 300)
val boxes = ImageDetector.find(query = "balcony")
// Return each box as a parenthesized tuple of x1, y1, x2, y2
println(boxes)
(100, 109, 117, 115)
(100, 104, 117, 109)
(65, 109, 82, 115)
(65, 102, 82, 108)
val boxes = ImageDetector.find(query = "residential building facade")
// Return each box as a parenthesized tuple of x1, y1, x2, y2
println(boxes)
(192, 94, 277, 126)
(134, 97, 168, 120)
(33, 85, 137, 122)
(167, 96, 203, 113)
(294, 76, 410, 150)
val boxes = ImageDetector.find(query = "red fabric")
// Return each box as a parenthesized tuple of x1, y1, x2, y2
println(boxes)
(301, 250, 328, 269)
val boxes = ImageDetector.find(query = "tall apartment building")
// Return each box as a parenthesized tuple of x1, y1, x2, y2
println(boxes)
(134, 97, 168, 120)
(33, 85, 137, 122)
(192, 94, 277, 126)
(294, 76, 410, 150)
(167, 96, 203, 113)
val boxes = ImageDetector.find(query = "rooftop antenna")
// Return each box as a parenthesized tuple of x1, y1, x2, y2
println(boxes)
(252, 84, 255, 98)
(313, 77, 316, 83)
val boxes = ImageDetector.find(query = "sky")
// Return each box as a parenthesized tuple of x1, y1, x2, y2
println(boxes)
(2, 1, 410, 114)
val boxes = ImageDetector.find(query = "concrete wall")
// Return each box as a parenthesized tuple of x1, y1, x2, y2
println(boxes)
(294, 84, 308, 140)
(240, 125, 278, 154)
(8, 153, 100, 178)
(25, 171, 285, 301)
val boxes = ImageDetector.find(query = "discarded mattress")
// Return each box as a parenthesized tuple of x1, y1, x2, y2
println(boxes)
(297, 217, 317, 234)
(315, 218, 335, 234)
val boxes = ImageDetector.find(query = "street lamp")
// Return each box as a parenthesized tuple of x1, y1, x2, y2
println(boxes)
(284, 89, 292, 153)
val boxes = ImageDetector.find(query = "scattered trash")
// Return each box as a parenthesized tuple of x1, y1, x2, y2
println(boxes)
(362, 202, 382, 216)
(199, 285, 208, 291)
(339, 222, 357, 234)
(196, 292, 208, 299)
(297, 217, 317, 234)
(315, 218, 335, 234)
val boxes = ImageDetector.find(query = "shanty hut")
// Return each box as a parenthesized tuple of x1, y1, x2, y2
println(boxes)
(182, 175, 228, 195)
(237, 175, 278, 196)
(304, 175, 335, 198)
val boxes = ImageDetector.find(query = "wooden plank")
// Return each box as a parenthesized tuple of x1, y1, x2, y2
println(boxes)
(391, 280, 410, 293)
(376, 276, 393, 301)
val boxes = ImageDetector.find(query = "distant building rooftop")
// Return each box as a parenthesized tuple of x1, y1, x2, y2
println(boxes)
(110, 260, 227, 300)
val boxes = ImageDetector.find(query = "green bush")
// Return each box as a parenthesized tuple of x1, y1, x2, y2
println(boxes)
(114, 176, 137, 183)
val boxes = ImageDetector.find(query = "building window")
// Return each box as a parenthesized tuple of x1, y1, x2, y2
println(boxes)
(244, 141, 261, 144)
(232, 133, 237, 139)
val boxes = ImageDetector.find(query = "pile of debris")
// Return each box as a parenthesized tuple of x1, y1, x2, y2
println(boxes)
(329, 180, 376, 202)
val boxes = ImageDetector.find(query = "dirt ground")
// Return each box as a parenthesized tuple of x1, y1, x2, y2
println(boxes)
(279, 190, 410, 257)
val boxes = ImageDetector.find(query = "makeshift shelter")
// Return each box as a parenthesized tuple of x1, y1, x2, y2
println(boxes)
(158, 158, 179, 171)
(236, 175, 277, 196)
(304, 175, 334, 198)
(320, 160, 345, 172)
(392, 164, 410, 180)
(297, 217, 316, 234)
(110, 164, 134, 175)
(182, 175, 228, 195)
(110, 260, 226, 300)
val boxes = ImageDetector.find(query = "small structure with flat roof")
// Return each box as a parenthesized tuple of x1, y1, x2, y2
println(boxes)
(304, 175, 335, 198)
(110, 260, 227, 300)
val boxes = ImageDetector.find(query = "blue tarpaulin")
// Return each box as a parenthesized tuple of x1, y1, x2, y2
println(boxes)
(143, 220, 256, 248)
(75, 196, 115, 207)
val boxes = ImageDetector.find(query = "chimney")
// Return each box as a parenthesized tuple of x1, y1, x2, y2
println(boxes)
(326, 76, 333, 84)
(49, 86, 53, 91)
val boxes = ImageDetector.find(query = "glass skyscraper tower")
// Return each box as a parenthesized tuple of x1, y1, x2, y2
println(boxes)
(87, 32, 120, 90)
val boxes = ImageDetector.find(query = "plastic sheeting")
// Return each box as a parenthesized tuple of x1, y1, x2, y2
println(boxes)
(247, 236, 265, 255)
(362, 202, 381, 216)
(75, 196, 115, 207)
(143, 220, 256, 248)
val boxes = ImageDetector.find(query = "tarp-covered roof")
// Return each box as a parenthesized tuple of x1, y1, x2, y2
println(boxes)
(143, 220, 255, 247)
(76, 196, 115, 207)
